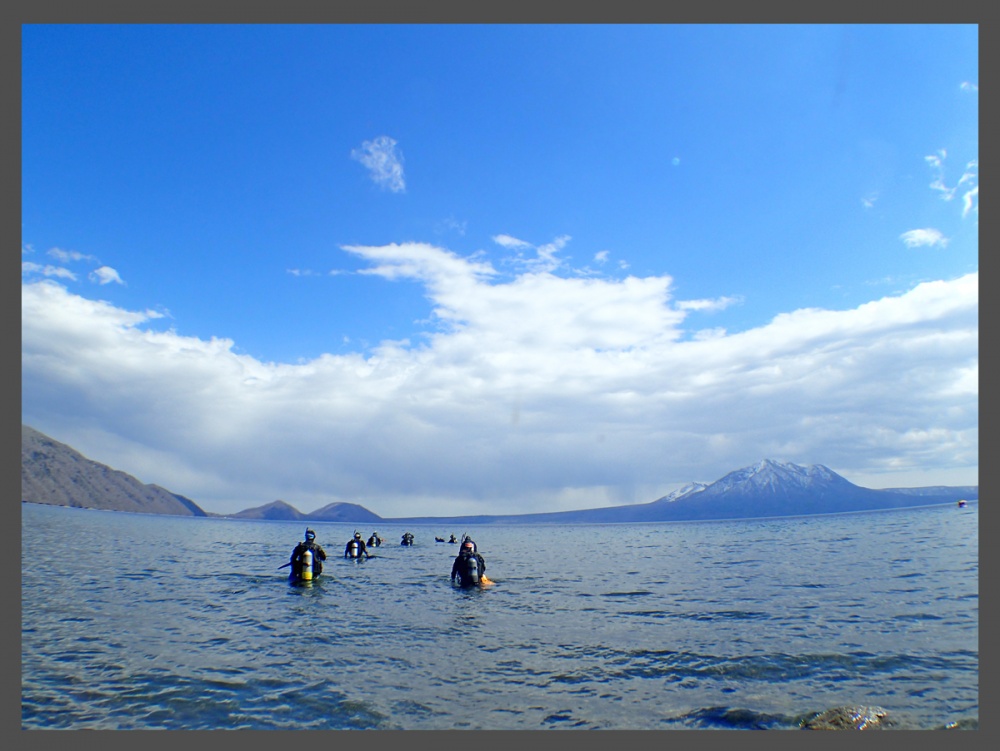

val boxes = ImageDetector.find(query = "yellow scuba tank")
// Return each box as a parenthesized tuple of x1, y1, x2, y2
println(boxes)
(301, 548, 313, 580)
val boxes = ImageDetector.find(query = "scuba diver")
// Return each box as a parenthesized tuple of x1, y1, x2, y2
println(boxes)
(289, 529, 327, 581)
(367, 532, 383, 547)
(448, 534, 458, 543)
(451, 539, 487, 587)
(401, 532, 415, 546)
(345, 531, 370, 560)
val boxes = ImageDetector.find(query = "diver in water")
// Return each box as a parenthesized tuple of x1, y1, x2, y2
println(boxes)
(289, 529, 327, 580)
(451, 539, 486, 587)
(401, 532, 415, 546)
(345, 531, 370, 559)
(367, 532, 383, 547)
(448, 534, 458, 543)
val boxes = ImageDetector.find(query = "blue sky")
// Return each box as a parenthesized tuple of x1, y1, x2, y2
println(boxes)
(22, 24, 978, 516)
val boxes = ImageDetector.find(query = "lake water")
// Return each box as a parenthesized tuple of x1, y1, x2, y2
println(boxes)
(21, 501, 978, 730)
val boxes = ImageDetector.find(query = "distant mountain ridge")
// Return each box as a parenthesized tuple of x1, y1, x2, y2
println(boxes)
(881, 485, 980, 497)
(21, 425, 976, 523)
(230, 499, 382, 523)
(384, 459, 977, 525)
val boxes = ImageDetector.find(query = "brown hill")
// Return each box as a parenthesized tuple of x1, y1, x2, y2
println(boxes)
(306, 501, 382, 523)
(229, 500, 307, 520)
(21, 425, 206, 516)
(227, 500, 383, 523)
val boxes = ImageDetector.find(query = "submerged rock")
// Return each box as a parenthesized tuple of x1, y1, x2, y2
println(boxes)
(801, 706, 892, 730)
(938, 718, 978, 730)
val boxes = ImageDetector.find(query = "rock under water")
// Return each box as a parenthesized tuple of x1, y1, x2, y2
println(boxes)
(801, 706, 892, 730)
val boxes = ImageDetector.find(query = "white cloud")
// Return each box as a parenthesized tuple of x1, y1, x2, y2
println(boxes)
(23, 245, 110, 283)
(962, 185, 978, 220)
(594, 250, 610, 264)
(49, 247, 96, 263)
(494, 234, 570, 274)
(957, 160, 978, 220)
(691, 327, 728, 341)
(344, 241, 679, 351)
(960, 81, 978, 93)
(925, 151, 978, 220)
(534, 235, 571, 272)
(925, 150, 954, 200)
(900, 228, 949, 248)
(22, 252, 978, 518)
(22, 262, 77, 281)
(492, 234, 532, 250)
(90, 266, 125, 285)
(351, 135, 406, 193)
(676, 295, 743, 313)
(23, 246, 129, 286)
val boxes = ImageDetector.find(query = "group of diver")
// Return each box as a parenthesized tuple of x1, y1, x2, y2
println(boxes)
(287, 528, 488, 587)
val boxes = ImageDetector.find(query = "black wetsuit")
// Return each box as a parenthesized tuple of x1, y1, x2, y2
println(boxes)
(289, 541, 327, 579)
(345, 537, 369, 559)
(451, 551, 486, 586)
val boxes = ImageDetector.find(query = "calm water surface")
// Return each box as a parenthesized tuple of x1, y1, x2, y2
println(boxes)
(21, 501, 978, 730)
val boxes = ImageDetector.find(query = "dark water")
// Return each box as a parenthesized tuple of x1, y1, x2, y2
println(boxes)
(21, 501, 978, 730)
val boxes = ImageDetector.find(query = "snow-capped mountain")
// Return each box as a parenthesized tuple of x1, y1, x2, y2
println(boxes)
(695, 459, 856, 497)
(638, 459, 963, 522)
(649, 460, 858, 507)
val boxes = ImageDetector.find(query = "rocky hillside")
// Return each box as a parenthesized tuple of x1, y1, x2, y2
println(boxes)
(21, 425, 207, 516)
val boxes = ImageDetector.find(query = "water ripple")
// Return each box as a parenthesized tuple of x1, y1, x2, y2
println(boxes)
(22, 503, 978, 730)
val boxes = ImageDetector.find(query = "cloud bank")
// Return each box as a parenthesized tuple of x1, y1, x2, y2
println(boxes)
(22, 243, 978, 516)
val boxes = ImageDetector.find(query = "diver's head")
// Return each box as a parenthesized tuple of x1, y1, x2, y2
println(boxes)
(354, 531, 362, 539)
(462, 541, 474, 553)
(305, 529, 316, 542)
